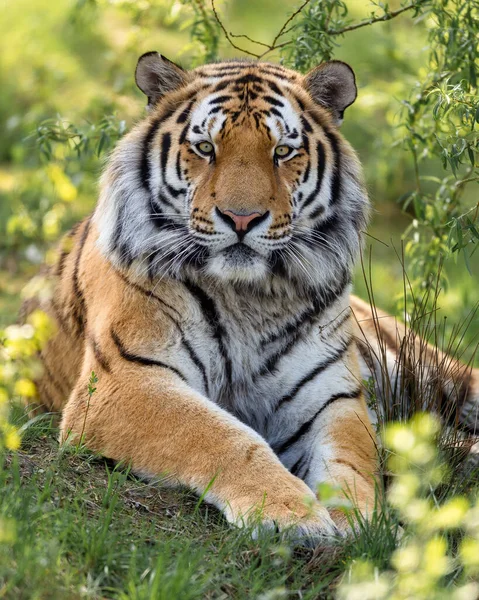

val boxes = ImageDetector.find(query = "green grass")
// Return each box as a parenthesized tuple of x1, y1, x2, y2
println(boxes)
(2, 405, 478, 599)
(0, 413, 378, 599)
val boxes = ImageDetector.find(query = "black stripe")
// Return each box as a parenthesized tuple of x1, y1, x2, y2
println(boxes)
(293, 94, 306, 111)
(269, 107, 283, 118)
(320, 309, 351, 336)
(309, 204, 326, 221)
(261, 308, 313, 347)
(259, 70, 290, 82)
(114, 270, 208, 392)
(50, 299, 72, 337)
(72, 217, 91, 334)
(323, 128, 341, 205)
(111, 329, 187, 382)
(89, 337, 111, 373)
(111, 197, 128, 258)
(175, 151, 182, 181)
(302, 141, 326, 210)
(307, 109, 329, 130)
(156, 191, 179, 212)
(255, 326, 309, 380)
(266, 80, 284, 96)
(176, 99, 195, 124)
(213, 80, 231, 92)
(209, 95, 232, 105)
(115, 270, 182, 320)
(275, 337, 353, 411)
(260, 270, 350, 348)
(204, 70, 243, 79)
(290, 453, 307, 477)
(179, 122, 189, 145)
(179, 334, 209, 395)
(274, 389, 362, 455)
(201, 63, 251, 72)
(160, 132, 171, 178)
(56, 222, 81, 279)
(263, 95, 284, 107)
(302, 134, 310, 154)
(233, 73, 265, 85)
(140, 108, 175, 190)
(300, 115, 313, 133)
(148, 197, 186, 235)
(183, 281, 232, 383)
(312, 213, 341, 237)
(159, 134, 185, 200)
(56, 250, 69, 279)
(302, 160, 311, 184)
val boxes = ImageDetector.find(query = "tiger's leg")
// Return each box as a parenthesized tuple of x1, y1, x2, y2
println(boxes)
(293, 394, 378, 531)
(60, 352, 339, 543)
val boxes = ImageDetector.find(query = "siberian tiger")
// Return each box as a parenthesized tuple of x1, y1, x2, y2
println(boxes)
(27, 53, 479, 543)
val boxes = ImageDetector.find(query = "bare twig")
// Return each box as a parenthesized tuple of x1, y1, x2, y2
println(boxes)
(210, 0, 261, 58)
(256, 41, 293, 61)
(271, 0, 313, 46)
(229, 33, 271, 49)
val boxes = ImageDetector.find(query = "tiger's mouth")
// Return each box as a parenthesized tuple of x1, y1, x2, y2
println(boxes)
(206, 241, 269, 282)
(222, 243, 258, 262)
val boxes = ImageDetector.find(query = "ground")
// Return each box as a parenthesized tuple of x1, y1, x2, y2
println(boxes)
(3, 412, 386, 599)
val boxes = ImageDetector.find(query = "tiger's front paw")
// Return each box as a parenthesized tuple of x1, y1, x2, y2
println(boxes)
(225, 480, 342, 546)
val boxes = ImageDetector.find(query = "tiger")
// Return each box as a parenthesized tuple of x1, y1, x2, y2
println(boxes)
(25, 53, 479, 543)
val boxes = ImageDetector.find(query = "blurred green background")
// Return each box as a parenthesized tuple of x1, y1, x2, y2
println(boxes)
(0, 0, 477, 360)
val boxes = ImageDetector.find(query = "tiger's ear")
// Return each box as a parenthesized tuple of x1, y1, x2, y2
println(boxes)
(135, 51, 189, 108)
(304, 60, 357, 126)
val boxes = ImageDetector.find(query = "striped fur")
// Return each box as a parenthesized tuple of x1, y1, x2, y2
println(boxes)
(26, 56, 478, 543)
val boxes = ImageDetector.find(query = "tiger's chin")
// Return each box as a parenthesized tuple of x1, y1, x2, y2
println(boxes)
(205, 244, 269, 283)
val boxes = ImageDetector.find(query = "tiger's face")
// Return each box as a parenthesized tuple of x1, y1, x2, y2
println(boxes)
(97, 54, 369, 290)
(182, 75, 308, 281)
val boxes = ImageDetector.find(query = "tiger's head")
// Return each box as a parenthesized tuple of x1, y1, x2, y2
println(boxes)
(96, 53, 369, 292)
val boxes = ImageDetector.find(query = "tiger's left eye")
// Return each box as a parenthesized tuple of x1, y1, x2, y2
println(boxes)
(197, 141, 214, 155)
(274, 145, 293, 158)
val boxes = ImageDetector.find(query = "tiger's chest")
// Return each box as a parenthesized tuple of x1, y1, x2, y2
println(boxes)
(168, 283, 355, 441)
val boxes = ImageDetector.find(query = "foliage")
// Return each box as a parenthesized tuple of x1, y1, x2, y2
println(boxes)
(338, 413, 479, 599)
(0, 307, 56, 452)
(182, 0, 221, 65)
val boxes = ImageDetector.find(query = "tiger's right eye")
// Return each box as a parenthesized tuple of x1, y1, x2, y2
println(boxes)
(196, 141, 214, 155)
(274, 145, 293, 158)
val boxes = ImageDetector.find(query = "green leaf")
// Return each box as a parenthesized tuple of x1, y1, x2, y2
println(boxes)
(462, 246, 472, 275)
(468, 146, 475, 166)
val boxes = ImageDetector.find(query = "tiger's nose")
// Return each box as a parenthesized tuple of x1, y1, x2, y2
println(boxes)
(215, 208, 269, 238)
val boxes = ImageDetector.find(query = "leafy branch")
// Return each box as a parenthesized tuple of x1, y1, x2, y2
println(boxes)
(211, 0, 426, 61)
(33, 115, 127, 161)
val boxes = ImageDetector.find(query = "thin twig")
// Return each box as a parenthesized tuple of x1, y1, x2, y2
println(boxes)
(271, 0, 313, 46)
(257, 41, 293, 61)
(229, 33, 271, 49)
(211, 0, 261, 58)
